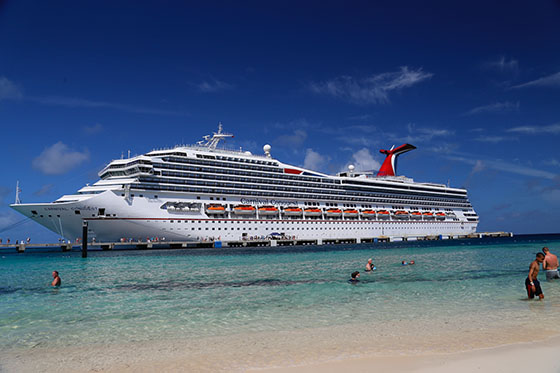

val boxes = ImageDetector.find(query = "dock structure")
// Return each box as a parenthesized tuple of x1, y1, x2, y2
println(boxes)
(0, 232, 514, 253)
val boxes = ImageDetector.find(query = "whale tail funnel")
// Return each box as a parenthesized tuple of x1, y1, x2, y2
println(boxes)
(377, 144, 416, 177)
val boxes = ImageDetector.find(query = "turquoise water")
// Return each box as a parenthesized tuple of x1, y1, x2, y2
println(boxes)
(2, 235, 560, 351)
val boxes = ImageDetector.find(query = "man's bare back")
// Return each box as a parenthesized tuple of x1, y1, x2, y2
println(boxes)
(543, 248, 559, 270)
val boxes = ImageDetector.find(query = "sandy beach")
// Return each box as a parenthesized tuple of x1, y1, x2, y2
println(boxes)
(255, 336, 560, 373)
(2, 323, 560, 373)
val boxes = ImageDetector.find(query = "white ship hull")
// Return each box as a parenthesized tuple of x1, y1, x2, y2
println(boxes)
(11, 190, 477, 243)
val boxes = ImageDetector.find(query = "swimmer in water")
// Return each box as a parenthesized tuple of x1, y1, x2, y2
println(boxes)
(365, 258, 376, 271)
(349, 271, 360, 283)
(51, 271, 61, 287)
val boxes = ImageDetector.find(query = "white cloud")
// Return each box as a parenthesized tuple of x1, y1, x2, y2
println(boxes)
(274, 129, 307, 147)
(507, 123, 560, 134)
(32, 142, 90, 175)
(0, 211, 22, 230)
(303, 148, 328, 171)
(474, 135, 517, 143)
(0, 76, 23, 100)
(197, 78, 234, 93)
(30, 96, 185, 116)
(309, 66, 433, 105)
(395, 123, 453, 144)
(484, 56, 519, 73)
(471, 160, 485, 173)
(33, 184, 54, 196)
(465, 101, 519, 115)
(512, 71, 560, 89)
(446, 155, 557, 180)
(350, 148, 381, 172)
(83, 123, 104, 134)
(544, 159, 560, 167)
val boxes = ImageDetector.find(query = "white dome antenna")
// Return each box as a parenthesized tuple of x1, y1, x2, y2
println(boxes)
(263, 144, 271, 158)
(348, 164, 355, 176)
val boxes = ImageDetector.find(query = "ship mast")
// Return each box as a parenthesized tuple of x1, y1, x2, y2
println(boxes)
(15, 181, 21, 204)
(201, 122, 234, 149)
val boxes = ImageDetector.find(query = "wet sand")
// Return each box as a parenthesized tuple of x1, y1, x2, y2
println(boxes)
(2, 322, 559, 373)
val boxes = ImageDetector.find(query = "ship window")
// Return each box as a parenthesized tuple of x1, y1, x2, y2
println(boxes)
(98, 208, 105, 216)
(74, 210, 80, 215)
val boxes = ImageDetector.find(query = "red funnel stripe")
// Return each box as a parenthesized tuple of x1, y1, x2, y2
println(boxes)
(377, 144, 416, 177)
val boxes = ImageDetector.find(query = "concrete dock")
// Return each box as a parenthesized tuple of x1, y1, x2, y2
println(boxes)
(0, 232, 514, 253)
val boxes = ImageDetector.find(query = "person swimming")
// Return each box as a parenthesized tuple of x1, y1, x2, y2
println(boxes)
(349, 271, 360, 283)
(365, 258, 376, 271)
(51, 271, 61, 287)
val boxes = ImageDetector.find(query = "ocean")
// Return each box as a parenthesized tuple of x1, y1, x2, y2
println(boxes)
(2, 234, 560, 371)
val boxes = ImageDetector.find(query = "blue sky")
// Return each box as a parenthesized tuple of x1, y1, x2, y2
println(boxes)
(1, 0, 559, 241)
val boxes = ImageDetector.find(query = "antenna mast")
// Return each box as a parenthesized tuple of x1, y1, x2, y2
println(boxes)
(202, 122, 234, 149)
(15, 181, 21, 204)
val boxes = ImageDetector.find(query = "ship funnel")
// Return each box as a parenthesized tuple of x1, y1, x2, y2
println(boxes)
(377, 144, 416, 177)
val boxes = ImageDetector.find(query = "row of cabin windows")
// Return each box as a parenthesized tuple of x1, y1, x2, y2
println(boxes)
(131, 183, 472, 208)
(152, 168, 467, 202)
(138, 176, 468, 206)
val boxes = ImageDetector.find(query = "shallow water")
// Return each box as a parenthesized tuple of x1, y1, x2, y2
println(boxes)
(1, 234, 560, 353)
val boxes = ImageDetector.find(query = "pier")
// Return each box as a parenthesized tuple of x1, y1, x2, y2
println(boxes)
(0, 232, 513, 253)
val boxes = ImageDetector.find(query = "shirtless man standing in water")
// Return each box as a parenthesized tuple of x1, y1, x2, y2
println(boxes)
(542, 247, 560, 280)
(526, 253, 545, 300)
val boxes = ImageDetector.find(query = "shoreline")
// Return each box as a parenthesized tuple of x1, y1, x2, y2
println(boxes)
(252, 335, 560, 373)
(2, 323, 559, 373)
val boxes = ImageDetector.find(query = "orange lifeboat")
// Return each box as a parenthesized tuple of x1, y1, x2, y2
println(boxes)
(393, 210, 409, 220)
(283, 206, 303, 216)
(258, 205, 279, 216)
(304, 207, 322, 217)
(410, 211, 422, 220)
(205, 204, 227, 215)
(361, 209, 376, 219)
(435, 212, 446, 220)
(325, 208, 342, 218)
(343, 209, 359, 218)
(377, 210, 390, 220)
(233, 204, 256, 215)
(422, 212, 435, 220)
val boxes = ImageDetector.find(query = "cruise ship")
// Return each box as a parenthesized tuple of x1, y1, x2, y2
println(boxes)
(11, 125, 478, 243)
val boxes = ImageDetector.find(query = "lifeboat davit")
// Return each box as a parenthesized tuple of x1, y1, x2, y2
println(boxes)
(304, 208, 322, 217)
(393, 210, 409, 220)
(410, 211, 422, 220)
(343, 209, 359, 218)
(233, 204, 256, 215)
(258, 205, 279, 216)
(205, 204, 227, 215)
(377, 210, 390, 220)
(435, 212, 446, 220)
(325, 208, 342, 218)
(361, 209, 377, 219)
(283, 206, 303, 216)
(423, 212, 435, 220)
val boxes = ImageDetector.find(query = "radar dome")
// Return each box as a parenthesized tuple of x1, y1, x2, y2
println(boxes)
(263, 144, 271, 152)
(348, 165, 355, 171)
(244, 151, 252, 155)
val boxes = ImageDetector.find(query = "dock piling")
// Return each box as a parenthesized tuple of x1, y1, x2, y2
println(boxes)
(82, 221, 88, 258)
